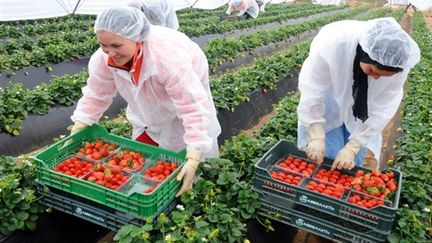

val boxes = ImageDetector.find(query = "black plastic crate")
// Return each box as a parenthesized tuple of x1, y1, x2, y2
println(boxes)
(253, 140, 402, 233)
(258, 198, 389, 243)
(36, 184, 177, 231)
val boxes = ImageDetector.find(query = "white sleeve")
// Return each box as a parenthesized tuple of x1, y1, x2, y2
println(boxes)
(297, 50, 332, 127)
(162, 59, 213, 153)
(349, 71, 407, 145)
(237, 10, 247, 16)
(226, 4, 234, 15)
(71, 49, 117, 125)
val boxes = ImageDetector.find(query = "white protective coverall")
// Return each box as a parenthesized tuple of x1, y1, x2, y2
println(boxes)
(297, 17, 420, 162)
(71, 25, 221, 159)
(226, 0, 260, 19)
(128, 0, 179, 30)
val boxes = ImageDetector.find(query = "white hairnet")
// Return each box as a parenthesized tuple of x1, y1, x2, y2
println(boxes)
(94, 6, 150, 42)
(232, 0, 242, 6)
(359, 17, 420, 69)
(128, 0, 179, 30)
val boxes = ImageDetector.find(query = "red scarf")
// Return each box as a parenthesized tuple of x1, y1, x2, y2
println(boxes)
(107, 43, 143, 86)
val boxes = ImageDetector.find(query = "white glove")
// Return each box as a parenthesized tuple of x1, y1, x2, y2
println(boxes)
(70, 121, 88, 135)
(306, 123, 325, 164)
(175, 149, 202, 197)
(62, 121, 88, 148)
(332, 140, 362, 170)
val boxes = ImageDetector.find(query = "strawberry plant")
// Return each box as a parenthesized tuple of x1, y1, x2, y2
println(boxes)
(23, 84, 54, 115)
(99, 116, 133, 138)
(0, 156, 44, 235)
(0, 82, 27, 135)
(387, 12, 432, 242)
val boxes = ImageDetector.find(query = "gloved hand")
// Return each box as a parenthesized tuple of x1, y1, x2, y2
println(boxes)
(332, 140, 362, 170)
(62, 121, 88, 148)
(175, 149, 202, 197)
(70, 121, 88, 135)
(306, 123, 325, 164)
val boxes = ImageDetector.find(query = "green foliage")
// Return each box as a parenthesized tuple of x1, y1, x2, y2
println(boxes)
(0, 71, 88, 136)
(180, 4, 343, 37)
(99, 114, 133, 138)
(0, 156, 44, 235)
(204, 6, 369, 71)
(388, 12, 432, 242)
(0, 82, 27, 135)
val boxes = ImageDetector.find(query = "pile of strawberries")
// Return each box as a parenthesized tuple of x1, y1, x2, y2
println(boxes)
(269, 154, 399, 210)
(76, 139, 117, 160)
(107, 150, 145, 172)
(86, 163, 129, 190)
(141, 161, 179, 193)
(277, 156, 316, 177)
(346, 169, 397, 208)
(143, 160, 178, 181)
(52, 156, 93, 178)
(306, 180, 345, 199)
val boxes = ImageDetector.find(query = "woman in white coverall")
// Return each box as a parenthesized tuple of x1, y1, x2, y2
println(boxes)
(297, 17, 420, 170)
(70, 7, 221, 197)
(128, 0, 179, 30)
(226, 0, 260, 19)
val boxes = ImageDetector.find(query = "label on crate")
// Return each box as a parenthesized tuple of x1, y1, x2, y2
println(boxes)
(293, 216, 333, 237)
(297, 194, 339, 213)
(73, 206, 106, 224)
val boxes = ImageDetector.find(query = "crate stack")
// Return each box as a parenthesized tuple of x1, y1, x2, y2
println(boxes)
(34, 124, 186, 230)
(253, 140, 402, 243)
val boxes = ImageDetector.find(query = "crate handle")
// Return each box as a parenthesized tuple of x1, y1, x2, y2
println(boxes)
(55, 135, 75, 151)
(264, 154, 274, 162)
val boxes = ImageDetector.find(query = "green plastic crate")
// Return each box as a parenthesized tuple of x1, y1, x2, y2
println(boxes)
(34, 124, 186, 219)
(253, 140, 402, 233)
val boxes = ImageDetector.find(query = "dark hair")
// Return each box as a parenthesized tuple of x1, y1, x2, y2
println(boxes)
(359, 48, 403, 73)
(375, 62, 403, 72)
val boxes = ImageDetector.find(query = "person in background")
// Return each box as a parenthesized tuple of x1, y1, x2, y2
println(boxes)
(226, 0, 260, 20)
(69, 7, 221, 197)
(404, 2, 417, 13)
(296, 17, 420, 170)
(258, 0, 272, 12)
(128, 0, 179, 30)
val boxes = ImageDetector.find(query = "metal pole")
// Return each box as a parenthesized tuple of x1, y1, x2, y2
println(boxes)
(72, 0, 83, 16)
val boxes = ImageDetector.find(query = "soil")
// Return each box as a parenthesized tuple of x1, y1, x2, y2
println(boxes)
(242, 110, 277, 137)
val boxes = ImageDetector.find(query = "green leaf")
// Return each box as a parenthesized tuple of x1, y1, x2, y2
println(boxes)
(142, 224, 153, 231)
(16, 211, 29, 221)
(114, 225, 133, 240)
(195, 220, 209, 229)
(387, 233, 400, 243)
(26, 221, 37, 231)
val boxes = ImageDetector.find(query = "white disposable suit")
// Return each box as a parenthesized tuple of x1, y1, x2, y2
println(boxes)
(128, 0, 179, 30)
(71, 25, 221, 158)
(297, 18, 420, 161)
(226, 0, 260, 18)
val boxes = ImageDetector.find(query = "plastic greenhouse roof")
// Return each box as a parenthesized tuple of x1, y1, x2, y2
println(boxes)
(0, 0, 229, 21)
